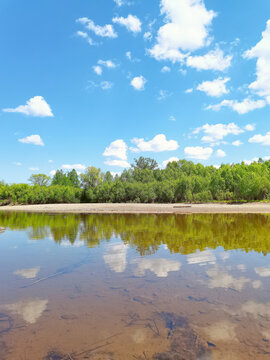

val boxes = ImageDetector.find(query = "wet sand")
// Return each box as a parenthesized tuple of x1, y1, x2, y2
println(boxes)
(2, 202, 270, 214)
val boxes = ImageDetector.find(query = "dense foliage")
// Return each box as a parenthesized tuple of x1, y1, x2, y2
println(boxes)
(1, 157, 270, 204)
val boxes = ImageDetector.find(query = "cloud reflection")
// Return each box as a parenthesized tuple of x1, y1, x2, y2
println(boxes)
(187, 250, 216, 266)
(5, 299, 48, 324)
(103, 242, 128, 273)
(255, 267, 270, 277)
(14, 267, 40, 279)
(206, 266, 250, 291)
(132, 258, 181, 278)
(204, 321, 236, 342)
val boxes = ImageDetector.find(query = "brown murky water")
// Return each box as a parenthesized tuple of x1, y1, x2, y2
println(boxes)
(0, 212, 270, 359)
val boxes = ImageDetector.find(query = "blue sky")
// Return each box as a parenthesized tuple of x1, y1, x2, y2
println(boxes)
(1, 0, 270, 183)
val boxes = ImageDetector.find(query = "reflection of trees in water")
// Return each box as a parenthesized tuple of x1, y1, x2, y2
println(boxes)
(1, 212, 270, 255)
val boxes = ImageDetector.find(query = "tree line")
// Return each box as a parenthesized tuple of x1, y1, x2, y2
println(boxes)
(1, 156, 270, 204)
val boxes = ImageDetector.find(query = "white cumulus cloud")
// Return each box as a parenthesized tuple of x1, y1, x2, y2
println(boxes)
(184, 146, 213, 160)
(98, 59, 117, 68)
(186, 48, 232, 71)
(131, 76, 146, 90)
(18, 135, 44, 146)
(161, 65, 171, 73)
(149, 0, 216, 63)
(76, 17, 117, 38)
(93, 65, 102, 75)
(216, 149, 226, 157)
(113, 15, 142, 33)
(197, 77, 230, 97)
(245, 124, 255, 131)
(144, 31, 152, 41)
(3, 96, 53, 117)
(61, 164, 86, 170)
(103, 139, 128, 160)
(243, 20, 270, 104)
(76, 30, 94, 45)
(104, 159, 130, 168)
(232, 140, 243, 147)
(249, 132, 270, 146)
(207, 98, 266, 114)
(114, 0, 124, 6)
(130, 134, 179, 152)
(194, 123, 243, 145)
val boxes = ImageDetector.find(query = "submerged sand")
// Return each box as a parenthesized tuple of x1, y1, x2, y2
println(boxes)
(1, 202, 270, 214)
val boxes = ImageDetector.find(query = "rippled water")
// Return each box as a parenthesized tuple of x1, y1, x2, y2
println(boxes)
(0, 212, 270, 359)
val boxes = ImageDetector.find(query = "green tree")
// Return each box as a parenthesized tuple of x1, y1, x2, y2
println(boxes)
(67, 169, 80, 187)
(80, 167, 103, 189)
(132, 157, 158, 171)
(29, 174, 50, 186)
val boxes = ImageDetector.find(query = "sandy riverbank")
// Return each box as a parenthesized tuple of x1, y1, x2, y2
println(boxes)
(1, 203, 270, 214)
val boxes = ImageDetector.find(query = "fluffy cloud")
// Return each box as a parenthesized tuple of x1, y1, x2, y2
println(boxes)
(104, 159, 130, 167)
(216, 149, 226, 157)
(245, 124, 255, 131)
(232, 140, 243, 147)
(61, 164, 86, 170)
(149, 0, 216, 63)
(126, 51, 140, 62)
(76, 30, 94, 45)
(3, 96, 53, 117)
(197, 77, 230, 97)
(249, 132, 270, 146)
(161, 66, 171, 73)
(186, 48, 232, 71)
(194, 123, 243, 145)
(184, 146, 213, 160)
(162, 157, 179, 167)
(93, 65, 102, 75)
(88, 80, 113, 90)
(207, 98, 266, 114)
(18, 135, 44, 146)
(50, 170, 56, 176)
(157, 89, 172, 100)
(144, 31, 152, 41)
(114, 0, 124, 5)
(112, 15, 142, 33)
(243, 20, 270, 104)
(103, 139, 128, 160)
(76, 17, 117, 38)
(131, 76, 146, 90)
(98, 59, 117, 68)
(101, 81, 113, 90)
(29, 167, 39, 171)
(131, 134, 179, 152)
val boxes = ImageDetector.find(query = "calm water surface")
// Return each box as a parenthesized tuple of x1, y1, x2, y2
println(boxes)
(0, 212, 270, 360)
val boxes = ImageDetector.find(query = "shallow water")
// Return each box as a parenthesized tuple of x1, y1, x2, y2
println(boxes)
(0, 212, 270, 359)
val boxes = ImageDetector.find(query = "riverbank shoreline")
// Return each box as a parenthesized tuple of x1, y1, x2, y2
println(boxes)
(1, 203, 270, 214)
